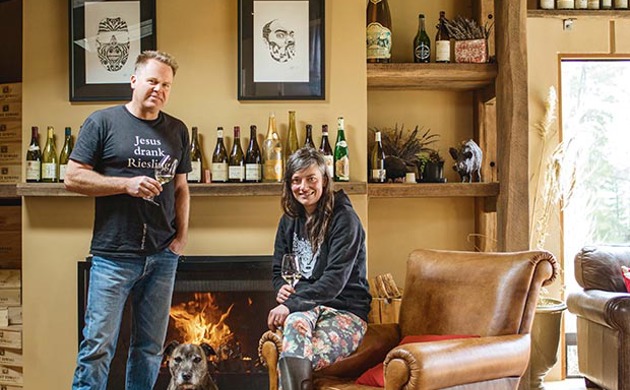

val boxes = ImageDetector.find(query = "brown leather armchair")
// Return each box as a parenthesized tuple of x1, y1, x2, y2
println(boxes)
(259, 249, 558, 390)
(567, 246, 630, 390)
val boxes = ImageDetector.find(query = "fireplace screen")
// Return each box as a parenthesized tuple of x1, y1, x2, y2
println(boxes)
(78, 255, 275, 390)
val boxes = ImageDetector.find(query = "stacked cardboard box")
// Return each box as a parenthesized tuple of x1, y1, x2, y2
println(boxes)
(0, 270, 21, 388)
(0, 83, 21, 183)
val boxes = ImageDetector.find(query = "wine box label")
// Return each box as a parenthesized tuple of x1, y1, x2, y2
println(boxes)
(0, 165, 19, 184)
(0, 348, 22, 367)
(335, 156, 350, 181)
(245, 164, 261, 181)
(0, 311, 6, 328)
(188, 161, 201, 182)
(0, 104, 20, 121)
(0, 365, 22, 386)
(0, 326, 21, 349)
(0, 143, 19, 164)
(0, 84, 21, 102)
(6, 308, 20, 326)
(0, 290, 19, 307)
(211, 163, 228, 182)
(366, 23, 392, 59)
(0, 272, 19, 289)
(0, 122, 20, 142)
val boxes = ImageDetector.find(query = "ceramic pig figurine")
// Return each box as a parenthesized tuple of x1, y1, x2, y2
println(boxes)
(449, 139, 483, 183)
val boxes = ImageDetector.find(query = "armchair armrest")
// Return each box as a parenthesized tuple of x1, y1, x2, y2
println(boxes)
(567, 289, 630, 331)
(383, 334, 530, 390)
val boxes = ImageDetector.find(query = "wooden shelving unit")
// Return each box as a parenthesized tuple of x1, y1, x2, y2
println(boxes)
(528, 9, 630, 18)
(0, 184, 18, 199)
(367, 63, 498, 91)
(368, 182, 499, 198)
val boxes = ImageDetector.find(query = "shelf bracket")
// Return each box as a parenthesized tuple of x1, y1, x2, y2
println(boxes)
(563, 18, 575, 31)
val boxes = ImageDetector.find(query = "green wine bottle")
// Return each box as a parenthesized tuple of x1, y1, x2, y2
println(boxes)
(287, 110, 299, 157)
(413, 14, 430, 63)
(211, 127, 228, 183)
(333, 117, 350, 182)
(228, 126, 245, 183)
(245, 125, 262, 183)
(58, 127, 73, 182)
(188, 126, 203, 183)
(304, 124, 315, 149)
(41, 126, 58, 183)
(25, 126, 41, 183)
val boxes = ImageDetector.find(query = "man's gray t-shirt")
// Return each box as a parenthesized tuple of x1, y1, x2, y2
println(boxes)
(70, 105, 192, 259)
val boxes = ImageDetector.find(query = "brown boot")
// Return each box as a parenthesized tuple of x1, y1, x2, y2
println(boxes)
(279, 357, 313, 390)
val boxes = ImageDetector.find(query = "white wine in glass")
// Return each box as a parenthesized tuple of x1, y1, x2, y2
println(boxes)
(281, 254, 301, 287)
(145, 155, 178, 206)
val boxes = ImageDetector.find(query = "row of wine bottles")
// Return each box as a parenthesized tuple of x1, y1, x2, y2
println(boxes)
(366, 0, 452, 63)
(540, 0, 628, 9)
(188, 112, 351, 184)
(25, 126, 73, 183)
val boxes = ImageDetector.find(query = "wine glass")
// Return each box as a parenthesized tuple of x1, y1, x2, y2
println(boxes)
(144, 155, 178, 206)
(281, 253, 301, 287)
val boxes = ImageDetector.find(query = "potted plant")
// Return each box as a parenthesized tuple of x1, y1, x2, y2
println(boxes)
(419, 150, 446, 183)
(368, 124, 438, 183)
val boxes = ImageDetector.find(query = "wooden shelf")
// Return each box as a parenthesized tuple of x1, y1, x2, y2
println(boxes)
(16, 181, 367, 197)
(0, 184, 18, 199)
(367, 63, 497, 91)
(528, 9, 630, 19)
(368, 182, 500, 198)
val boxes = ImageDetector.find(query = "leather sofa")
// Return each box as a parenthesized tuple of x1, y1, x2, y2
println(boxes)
(567, 246, 630, 390)
(259, 248, 558, 390)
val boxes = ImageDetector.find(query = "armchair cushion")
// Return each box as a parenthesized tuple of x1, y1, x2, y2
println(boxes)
(355, 334, 479, 386)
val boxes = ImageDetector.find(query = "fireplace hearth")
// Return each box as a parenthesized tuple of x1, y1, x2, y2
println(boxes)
(78, 255, 275, 390)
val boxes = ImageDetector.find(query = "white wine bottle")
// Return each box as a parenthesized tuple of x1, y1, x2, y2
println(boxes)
(245, 125, 262, 183)
(228, 126, 245, 183)
(371, 131, 386, 183)
(187, 126, 203, 183)
(211, 127, 228, 183)
(262, 113, 284, 182)
(319, 124, 334, 179)
(58, 127, 73, 182)
(333, 117, 350, 182)
(287, 111, 299, 158)
(41, 126, 58, 183)
(25, 126, 42, 183)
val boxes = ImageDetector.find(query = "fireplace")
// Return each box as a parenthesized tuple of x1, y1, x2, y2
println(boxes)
(78, 255, 275, 390)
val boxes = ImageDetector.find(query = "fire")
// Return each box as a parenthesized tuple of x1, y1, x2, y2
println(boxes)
(169, 292, 235, 349)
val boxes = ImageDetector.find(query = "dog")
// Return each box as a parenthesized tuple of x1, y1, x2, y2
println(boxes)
(163, 340, 219, 390)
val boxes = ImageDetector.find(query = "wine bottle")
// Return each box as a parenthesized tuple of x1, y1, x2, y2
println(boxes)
(435, 11, 451, 63)
(614, 0, 628, 8)
(26, 126, 42, 183)
(211, 127, 228, 183)
(304, 124, 315, 149)
(366, 0, 392, 63)
(228, 126, 245, 183)
(188, 126, 203, 183)
(41, 126, 58, 183)
(371, 131, 386, 183)
(245, 125, 262, 183)
(319, 124, 334, 179)
(287, 110, 299, 158)
(333, 117, 350, 182)
(413, 14, 431, 63)
(601, 0, 612, 9)
(262, 113, 284, 182)
(58, 127, 73, 182)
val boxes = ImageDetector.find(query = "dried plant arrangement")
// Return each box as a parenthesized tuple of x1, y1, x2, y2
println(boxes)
(444, 15, 494, 40)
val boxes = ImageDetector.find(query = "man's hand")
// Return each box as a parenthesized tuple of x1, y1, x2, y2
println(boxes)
(276, 284, 295, 304)
(125, 176, 163, 198)
(169, 236, 187, 255)
(267, 304, 290, 331)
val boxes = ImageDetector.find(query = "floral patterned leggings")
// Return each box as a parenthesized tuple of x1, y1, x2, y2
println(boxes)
(280, 306, 367, 371)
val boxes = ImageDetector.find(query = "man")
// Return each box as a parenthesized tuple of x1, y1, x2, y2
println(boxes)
(66, 50, 191, 390)
(262, 19, 296, 63)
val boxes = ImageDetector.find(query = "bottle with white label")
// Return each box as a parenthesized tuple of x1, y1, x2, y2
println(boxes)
(333, 117, 350, 182)
(58, 127, 73, 182)
(228, 126, 245, 183)
(187, 126, 203, 183)
(587, 0, 600, 8)
(211, 127, 228, 183)
(556, 0, 575, 9)
(245, 125, 262, 183)
(25, 126, 41, 183)
(575, 0, 588, 8)
(614, 0, 628, 8)
(601, 0, 612, 8)
(319, 124, 334, 179)
(41, 126, 58, 183)
(370, 131, 386, 183)
(435, 11, 451, 63)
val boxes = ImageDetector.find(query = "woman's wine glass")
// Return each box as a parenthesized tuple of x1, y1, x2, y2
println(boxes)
(281, 253, 301, 287)
(144, 155, 178, 206)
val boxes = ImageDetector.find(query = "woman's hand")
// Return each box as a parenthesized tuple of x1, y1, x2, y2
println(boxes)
(276, 284, 295, 304)
(267, 304, 290, 331)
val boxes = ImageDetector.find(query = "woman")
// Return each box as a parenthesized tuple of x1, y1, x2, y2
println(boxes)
(267, 147, 372, 390)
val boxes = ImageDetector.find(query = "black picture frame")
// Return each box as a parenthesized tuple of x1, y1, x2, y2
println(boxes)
(238, 0, 325, 100)
(69, 0, 156, 102)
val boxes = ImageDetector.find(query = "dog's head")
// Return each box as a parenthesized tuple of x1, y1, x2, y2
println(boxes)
(163, 341, 217, 390)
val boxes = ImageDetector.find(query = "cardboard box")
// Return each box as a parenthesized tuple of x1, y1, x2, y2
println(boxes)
(0, 272, 19, 290)
(0, 165, 19, 184)
(0, 349, 21, 368)
(0, 311, 7, 328)
(0, 365, 22, 386)
(0, 104, 20, 122)
(6, 309, 19, 326)
(0, 326, 21, 349)
(0, 144, 20, 165)
(0, 84, 21, 103)
(368, 298, 401, 324)
(0, 123, 21, 142)
(0, 291, 19, 308)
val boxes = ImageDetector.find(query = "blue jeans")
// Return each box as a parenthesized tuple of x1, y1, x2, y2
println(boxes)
(72, 249, 179, 390)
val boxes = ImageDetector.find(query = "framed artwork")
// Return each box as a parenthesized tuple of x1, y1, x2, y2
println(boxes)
(69, 0, 156, 101)
(238, 0, 325, 100)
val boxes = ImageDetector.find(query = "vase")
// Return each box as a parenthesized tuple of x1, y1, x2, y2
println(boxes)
(422, 161, 445, 183)
(530, 298, 567, 390)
